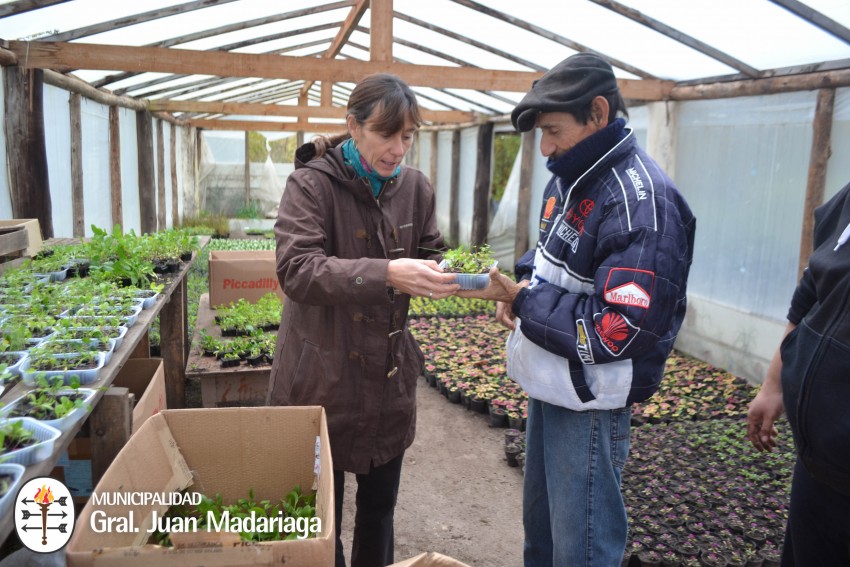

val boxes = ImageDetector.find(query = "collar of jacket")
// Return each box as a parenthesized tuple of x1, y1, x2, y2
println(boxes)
(295, 141, 397, 205)
(546, 117, 627, 187)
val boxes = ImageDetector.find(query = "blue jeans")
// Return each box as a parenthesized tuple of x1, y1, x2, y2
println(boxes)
(523, 398, 631, 567)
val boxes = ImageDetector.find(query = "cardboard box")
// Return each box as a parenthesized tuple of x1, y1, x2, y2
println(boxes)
(391, 553, 472, 567)
(113, 358, 167, 433)
(208, 250, 284, 307)
(0, 218, 43, 257)
(66, 406, 334, 567)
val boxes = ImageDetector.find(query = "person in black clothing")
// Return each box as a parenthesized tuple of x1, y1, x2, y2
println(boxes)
(747, 180, 850, 565)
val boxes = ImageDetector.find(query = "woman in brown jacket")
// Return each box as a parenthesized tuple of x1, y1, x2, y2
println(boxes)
(268, 74, 459, 567)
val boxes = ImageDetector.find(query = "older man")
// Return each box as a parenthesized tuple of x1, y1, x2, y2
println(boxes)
(462, 52, 696, 566)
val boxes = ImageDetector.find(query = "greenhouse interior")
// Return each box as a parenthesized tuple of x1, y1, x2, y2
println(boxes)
(0, 0, 848, 566)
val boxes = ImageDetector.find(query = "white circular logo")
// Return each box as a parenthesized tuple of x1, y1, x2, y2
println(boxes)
(14, 476, 76, 553)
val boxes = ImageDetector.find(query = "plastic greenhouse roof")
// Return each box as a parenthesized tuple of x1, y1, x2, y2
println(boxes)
(0, 0, 848, 120)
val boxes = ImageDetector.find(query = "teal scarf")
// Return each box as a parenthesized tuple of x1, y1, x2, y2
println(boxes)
(342, 138, 401, 199)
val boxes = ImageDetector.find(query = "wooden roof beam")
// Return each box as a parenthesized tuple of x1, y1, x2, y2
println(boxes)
(188, 119, 346, 133)
(589, 0, 760, 77)
(0, 0, 71, 18)
(448, 0, 658, 80)
(150, 99, 476, 124)
(93, 0, 354, 88)
(769, 0, 850, 44)
(42, 0, 241, 42)
(299, 0, 369, 99)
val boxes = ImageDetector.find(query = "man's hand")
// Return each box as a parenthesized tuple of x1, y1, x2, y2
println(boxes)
(456, 268, 528, 330)
(746, 386, 783, 452)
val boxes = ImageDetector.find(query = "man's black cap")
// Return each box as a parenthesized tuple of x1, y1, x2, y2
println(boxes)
(511, 52, 619, 132)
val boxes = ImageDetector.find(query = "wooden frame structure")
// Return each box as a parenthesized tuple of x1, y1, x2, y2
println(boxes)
(0, 0, 848, 263)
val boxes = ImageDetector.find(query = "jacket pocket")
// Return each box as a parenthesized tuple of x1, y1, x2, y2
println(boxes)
(287, 339, 358, 409)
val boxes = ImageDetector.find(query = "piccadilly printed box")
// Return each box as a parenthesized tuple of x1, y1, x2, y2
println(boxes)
(66, 406, 334, 567)
(208, 250, 284, 307)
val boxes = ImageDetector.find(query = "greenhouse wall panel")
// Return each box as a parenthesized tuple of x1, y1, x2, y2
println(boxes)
(44, 84, 73, 238)
(119, 108, 141, 236)
(674, 91, 819, 383)
(80, 98, 112, 237)
(0, 68, 10, 219)
(826, 87, 850, 201)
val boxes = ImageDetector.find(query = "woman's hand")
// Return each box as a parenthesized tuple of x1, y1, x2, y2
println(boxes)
(386, 258, 460, 299)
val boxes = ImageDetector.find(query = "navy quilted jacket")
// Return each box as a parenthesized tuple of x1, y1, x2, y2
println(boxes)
(507, 126, 696, 410)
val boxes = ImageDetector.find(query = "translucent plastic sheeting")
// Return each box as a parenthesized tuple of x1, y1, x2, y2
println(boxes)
(0, 68, 10, 219)
(119, 108, 141, 235)
(81, 98, 112, 237)
(826, 87, 850, 201)
(434, 130, 454, 238)
(197, 131, 284, 218)
(44, 85, 73, 237)
(456, 127, 479, 245)
(675, 91, 818, 322)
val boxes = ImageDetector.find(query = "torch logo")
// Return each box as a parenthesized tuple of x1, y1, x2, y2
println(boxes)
(15, 477, 75, 553)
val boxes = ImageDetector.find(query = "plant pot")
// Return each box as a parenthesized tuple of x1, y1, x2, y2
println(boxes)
(0, 352, 28, 377)
(637, 550, 662, 567)
(701, 551, 729, 567)
(0, 463, 26, 517)
(246, 355, 265, 366)
(21, 352, 106, 386)
(0, 418, 61, 465)
(508, 414, 523, 430)
(505, 443, 521, 467)
(470, 396, 488, 414)
(447, 389, 461, 404)
(504, 428, 522, 447)
(488, 406, 508, 427)
(0, 388, 97, 433)
(221, 357, 241, 368)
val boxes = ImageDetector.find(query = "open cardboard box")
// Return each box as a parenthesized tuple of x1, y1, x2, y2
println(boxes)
(66, 406, 334, 566)
(208, 250, 285, 307)
(52, 359, 168, 504)
(0, 218, 42, 257)
(390, 553, 472, 567)
(113, 357, 167, 433)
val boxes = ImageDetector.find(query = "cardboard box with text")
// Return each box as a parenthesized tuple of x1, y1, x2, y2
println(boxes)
(66, 406, 334, 567)
(208, 250, 285, 307)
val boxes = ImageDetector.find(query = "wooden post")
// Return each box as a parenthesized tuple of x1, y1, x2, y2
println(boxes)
(171, 123, 179, 227)
(194, 127, 202, 214)
(89, 387, 132, 485)
(156, 119, 166, 230)
(471, 122, 493, 247)
(244, 130, 251, 206)
(137, 110, 156, 233)
(160, 274, 187, 408)
(3, 67, 53, 237)
(429, 131, 438, 184)
(109, 105, 123, 229)
(370, 0, 393, 62)
(449, 129, 461, 246)
(411, 131, 420, 169)
(514, 130, 536, 263)
(70, 92, 84, 237)
(798, 88, 835, 279)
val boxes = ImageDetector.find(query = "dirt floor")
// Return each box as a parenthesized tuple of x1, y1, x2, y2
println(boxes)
(338, 377, 525, 567)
